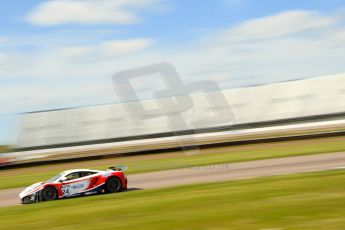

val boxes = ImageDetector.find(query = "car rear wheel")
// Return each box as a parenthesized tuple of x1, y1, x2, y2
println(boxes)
(106, 177, 122, 193)
(41, 187, 57, 201)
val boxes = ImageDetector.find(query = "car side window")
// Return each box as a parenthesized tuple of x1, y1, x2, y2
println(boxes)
(80, 171, 97, 177)
(65, 172, 80, 181)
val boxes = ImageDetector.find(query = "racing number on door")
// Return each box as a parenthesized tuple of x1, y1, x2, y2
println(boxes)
(62, 180, 90, 196)
(61, 172, 91, 196)
(61, 186, 70, 195)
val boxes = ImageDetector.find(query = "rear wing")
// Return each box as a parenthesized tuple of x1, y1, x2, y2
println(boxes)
(108, 166, 128, 171)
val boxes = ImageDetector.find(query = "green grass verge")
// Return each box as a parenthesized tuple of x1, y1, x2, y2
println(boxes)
(1, 170, 344, 229)
(1, 137, 345, 190)
(0, 145, 9, 153)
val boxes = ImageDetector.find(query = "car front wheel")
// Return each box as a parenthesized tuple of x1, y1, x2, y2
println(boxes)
(41, 187, 57, 201)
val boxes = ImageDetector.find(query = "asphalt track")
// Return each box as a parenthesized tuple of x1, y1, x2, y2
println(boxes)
(0, 152, 345, 207)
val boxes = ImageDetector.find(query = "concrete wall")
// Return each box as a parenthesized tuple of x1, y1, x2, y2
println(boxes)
(17, 73, 345, 148)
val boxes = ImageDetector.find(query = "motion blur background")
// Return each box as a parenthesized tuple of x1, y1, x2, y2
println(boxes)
(1, 0, 345, 148)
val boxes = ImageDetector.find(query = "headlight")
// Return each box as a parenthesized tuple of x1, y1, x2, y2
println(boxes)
(21, 193, 36, 204)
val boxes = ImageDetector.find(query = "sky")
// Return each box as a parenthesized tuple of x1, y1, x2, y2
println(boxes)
(1, 0, 345, 144)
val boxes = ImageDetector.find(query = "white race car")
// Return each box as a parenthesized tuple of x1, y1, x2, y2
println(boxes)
(19, 167, 128, 204)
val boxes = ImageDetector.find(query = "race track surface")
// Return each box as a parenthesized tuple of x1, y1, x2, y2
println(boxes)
(1, 152, 344, 207)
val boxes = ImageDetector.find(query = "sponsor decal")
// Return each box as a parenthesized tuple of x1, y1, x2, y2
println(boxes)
(85, 191, 98, 195)
(71, 184, 84, 189)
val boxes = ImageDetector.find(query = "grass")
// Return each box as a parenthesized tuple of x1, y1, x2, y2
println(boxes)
(0, 169, 344, 229)
(0, 145, 10, 153)
(1, 136, 345, 190)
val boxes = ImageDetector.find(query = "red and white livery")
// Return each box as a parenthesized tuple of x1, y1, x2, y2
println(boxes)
(19, 166, 127, 204)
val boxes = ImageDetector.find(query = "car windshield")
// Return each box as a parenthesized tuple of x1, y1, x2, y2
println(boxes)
(46, 173, 62, 183)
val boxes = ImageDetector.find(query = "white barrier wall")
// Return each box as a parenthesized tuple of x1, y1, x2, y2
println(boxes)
(17, 73, 345, 148)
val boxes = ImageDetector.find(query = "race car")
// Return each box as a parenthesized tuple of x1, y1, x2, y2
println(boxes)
(19, 166, 127, 204)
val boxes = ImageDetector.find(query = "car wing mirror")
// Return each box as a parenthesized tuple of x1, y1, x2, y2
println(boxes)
(59, 177, 67, 182)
